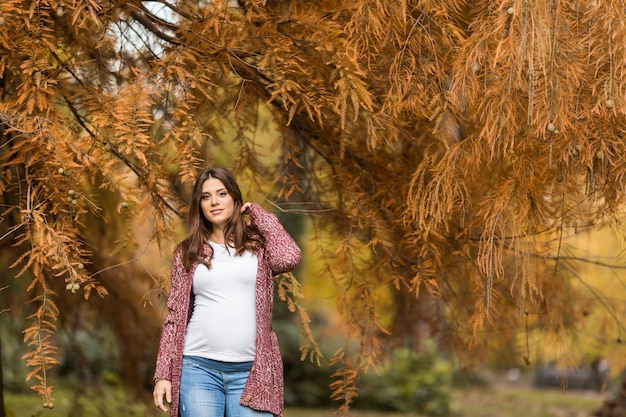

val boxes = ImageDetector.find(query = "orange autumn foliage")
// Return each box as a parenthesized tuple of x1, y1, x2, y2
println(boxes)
(1, 0, 625, 412)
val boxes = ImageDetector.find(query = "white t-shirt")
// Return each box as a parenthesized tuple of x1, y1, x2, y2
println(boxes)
(183, 241, 259, 362)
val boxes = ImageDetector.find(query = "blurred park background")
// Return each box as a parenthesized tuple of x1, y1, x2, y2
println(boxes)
(2, 222, 625, 416)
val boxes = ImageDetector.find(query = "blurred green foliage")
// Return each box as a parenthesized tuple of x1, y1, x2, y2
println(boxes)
(356, 342, 453, 416)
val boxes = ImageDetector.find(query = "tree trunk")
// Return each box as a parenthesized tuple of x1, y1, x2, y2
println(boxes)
(0, 333, 6, 417)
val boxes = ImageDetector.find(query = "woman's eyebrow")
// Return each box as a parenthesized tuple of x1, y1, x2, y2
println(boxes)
(202, 188, 227, 195)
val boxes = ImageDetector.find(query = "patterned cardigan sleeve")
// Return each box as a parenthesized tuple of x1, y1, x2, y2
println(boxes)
(153, 248, 187, 381)
(248, 203, 302, 274)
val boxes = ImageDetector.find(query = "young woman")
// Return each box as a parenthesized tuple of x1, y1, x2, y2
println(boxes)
(153, 167, 301, 417)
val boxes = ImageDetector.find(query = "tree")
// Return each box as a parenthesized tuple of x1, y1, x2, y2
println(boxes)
(1, 0, 625, 412)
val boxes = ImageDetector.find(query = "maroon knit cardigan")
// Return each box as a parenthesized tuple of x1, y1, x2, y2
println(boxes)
(153, 203, 302, 417)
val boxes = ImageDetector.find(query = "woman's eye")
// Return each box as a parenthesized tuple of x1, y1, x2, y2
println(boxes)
(218, 191, 228, 197)
(201, 195, 210, 200)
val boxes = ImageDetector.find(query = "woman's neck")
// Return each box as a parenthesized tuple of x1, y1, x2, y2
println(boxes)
(209, 229, 226, 244)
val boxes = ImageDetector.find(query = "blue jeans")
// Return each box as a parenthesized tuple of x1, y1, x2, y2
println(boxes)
(179, 356, 272, 417)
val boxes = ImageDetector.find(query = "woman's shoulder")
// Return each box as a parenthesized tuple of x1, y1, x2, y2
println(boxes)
(173, 243, 184, 257)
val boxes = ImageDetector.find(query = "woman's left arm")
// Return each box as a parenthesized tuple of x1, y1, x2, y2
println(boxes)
(247, 203, 302, 275)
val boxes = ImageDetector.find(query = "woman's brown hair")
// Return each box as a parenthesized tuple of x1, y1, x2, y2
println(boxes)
(179, 167, 264, 269)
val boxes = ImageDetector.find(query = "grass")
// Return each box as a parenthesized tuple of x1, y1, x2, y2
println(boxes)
(285, 387, 603, 417)
(449, 385, 603, 417)
(4, 383, 606, 417)
(4, 384, 153, 417)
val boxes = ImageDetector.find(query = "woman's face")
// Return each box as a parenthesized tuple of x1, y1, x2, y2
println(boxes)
(200, 177, 235, 230)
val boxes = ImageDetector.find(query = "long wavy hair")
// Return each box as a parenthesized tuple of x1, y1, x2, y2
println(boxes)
(179, 167, 264, 270)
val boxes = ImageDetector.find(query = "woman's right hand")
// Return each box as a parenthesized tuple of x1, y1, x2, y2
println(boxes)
(153, 379, 172, 413)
